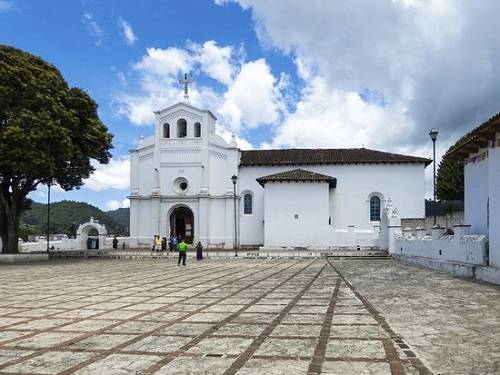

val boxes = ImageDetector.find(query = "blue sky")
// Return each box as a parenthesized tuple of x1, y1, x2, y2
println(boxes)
(2, 0, 500, 210)
(1, 0, 295, 210)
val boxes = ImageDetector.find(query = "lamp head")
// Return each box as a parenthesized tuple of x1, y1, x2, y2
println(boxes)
(429, 128, 439, 141)
(231, 175, 238, 185)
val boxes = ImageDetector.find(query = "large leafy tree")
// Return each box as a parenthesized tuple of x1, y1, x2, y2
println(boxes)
(436, 143, 464, 201)
(0, 45, 113, 253)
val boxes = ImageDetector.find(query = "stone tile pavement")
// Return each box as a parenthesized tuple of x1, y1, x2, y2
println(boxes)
(0, 258, 498, 374)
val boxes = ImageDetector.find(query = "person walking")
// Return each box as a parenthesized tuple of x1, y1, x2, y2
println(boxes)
(168, 234, 175, 252)
(112, 236, 118, 250)
(161, 237, 167, 254)
(177, 238, 188, 266)
(155, 235, 162, 253)
(196, 241, 203, 260)
(151, 235, 157, 254)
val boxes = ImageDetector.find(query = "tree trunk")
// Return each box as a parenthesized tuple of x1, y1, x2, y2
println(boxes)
(0, 218, 6, 254)
(0, 207, 20, 254)
(0, 184, 21, 254)
(6, 212, 20, 254)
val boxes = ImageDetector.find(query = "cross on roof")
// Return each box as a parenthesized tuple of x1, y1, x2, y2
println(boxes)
(179, 73, 193, 102)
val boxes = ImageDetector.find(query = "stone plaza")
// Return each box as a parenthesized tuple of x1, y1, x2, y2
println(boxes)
(0, 258, 499, 374)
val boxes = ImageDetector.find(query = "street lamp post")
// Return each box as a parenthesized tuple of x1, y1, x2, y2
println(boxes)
(429, 128, 439, 226)
(231, 175, 238, 257)
(46, 182, 52, 254)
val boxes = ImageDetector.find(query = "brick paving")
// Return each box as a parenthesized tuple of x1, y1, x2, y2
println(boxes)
(0, 258, 497, 374)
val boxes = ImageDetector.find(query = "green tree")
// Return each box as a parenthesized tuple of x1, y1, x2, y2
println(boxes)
(436, 147, 464, 202)
(0, 45, 113, 253)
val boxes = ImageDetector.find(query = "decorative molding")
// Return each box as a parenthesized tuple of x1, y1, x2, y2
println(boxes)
(128, 194, 239, 201)
(139, 153, 154, 163)
(161, 139, 203, 147)
(160, 162, 202, 167)
(161, 109, 202, 123)
(209, 150, 228, 160)
(161, 150, 201, 160)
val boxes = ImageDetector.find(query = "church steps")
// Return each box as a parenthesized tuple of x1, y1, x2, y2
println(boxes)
(48, 248, 389, 260)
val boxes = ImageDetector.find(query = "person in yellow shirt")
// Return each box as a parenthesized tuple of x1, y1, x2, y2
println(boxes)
(177, 238, 188, 266)
(155, 236, 162, 253)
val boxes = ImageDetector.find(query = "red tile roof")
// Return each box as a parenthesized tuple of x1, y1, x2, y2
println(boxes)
(240, 148, 431, 166)
(256, 168, 337, 188)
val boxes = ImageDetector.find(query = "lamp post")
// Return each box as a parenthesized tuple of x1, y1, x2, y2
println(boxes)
(46, 182, 52, 254)
(230, 175, 238, 257)
(429, 128, 439, 226)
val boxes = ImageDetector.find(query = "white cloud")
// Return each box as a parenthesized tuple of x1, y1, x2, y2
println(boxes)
(134, 47, 192, 79)
(82, 12, 104, 46)
(118, 17, 137, 46)
(218, 130, 253, 150)
(216, 0, 500, 156)
(105, 198, 130, 211)
(115, 47, 196, 125)
(270, 76, 413, 151)
(84, 158, 130, 192)
(197, 41, 234, 85)
(115, 42, 284, 137)
(0, 0, 13, 12)
(218, 58, 282, 131)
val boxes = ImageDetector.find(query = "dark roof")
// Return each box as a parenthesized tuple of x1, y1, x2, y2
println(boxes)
(256, 169, 337, 188)
(240, 148, 431, 167)
(445, 112, 500, 160)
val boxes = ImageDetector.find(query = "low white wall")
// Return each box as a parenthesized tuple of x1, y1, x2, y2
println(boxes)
(19, 236, 144, 252)
(395, 230, 488, 266)
(332, 228, 379, 247)
(20, 239, 79, 252)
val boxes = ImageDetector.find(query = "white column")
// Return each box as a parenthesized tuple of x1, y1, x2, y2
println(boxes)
(415, 226, 427, 240)
(453, 224, 471, 238)
(225, 190, 235, 249)
(431, 225, 445, 240)
(388, 225, 402, 254)
(199, 190, 210, 247)
(151, 197, 160, 237)
(129, 198, 140, 245)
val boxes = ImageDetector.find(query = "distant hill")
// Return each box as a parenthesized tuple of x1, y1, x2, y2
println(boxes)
(20, 200, 130, 239)
(106, 207, 130, 231)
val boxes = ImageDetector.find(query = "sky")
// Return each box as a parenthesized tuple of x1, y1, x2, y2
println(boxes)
(1, 0, 500, 211)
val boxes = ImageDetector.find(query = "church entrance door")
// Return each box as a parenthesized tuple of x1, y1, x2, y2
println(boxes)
(170, 206, 194, 244)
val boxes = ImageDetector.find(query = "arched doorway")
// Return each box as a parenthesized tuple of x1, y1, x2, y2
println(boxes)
(87, 228, 99, 249)
(76, 217, 107, 250)
(170, 206, 194, 244)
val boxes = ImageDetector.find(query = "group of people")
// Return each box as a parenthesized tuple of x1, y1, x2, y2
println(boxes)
(152, 234, 204, 265)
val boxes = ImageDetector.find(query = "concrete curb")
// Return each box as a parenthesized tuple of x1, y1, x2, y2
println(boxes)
(0, 253, 49, 263)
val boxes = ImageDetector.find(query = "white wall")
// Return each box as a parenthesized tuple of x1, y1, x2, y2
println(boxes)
(488, 145, 500, 266)
(238, 163, 426, 246)
(264, 182, 331, 247)
(464, 156, 489, 234)
(395, 234, 488, 266)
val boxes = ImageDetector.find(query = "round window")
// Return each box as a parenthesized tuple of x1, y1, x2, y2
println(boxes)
(173, 177, 189, 194)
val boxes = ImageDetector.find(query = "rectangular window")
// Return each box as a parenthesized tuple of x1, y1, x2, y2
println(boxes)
(244, 193, 252, 214)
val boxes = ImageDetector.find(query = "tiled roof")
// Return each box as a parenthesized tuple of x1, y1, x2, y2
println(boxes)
(240, 148, 431, 166)
(256, 168, 337, 188)
(445, 112, 500, 160)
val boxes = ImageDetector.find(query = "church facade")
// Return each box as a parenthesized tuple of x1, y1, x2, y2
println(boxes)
(129, 101, 430, 249)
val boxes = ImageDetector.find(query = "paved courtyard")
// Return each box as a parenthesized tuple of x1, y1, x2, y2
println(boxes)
(0, 258, 499, 374)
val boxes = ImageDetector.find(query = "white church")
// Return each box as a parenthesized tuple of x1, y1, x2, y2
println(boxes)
(129, 87, 430, 250)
